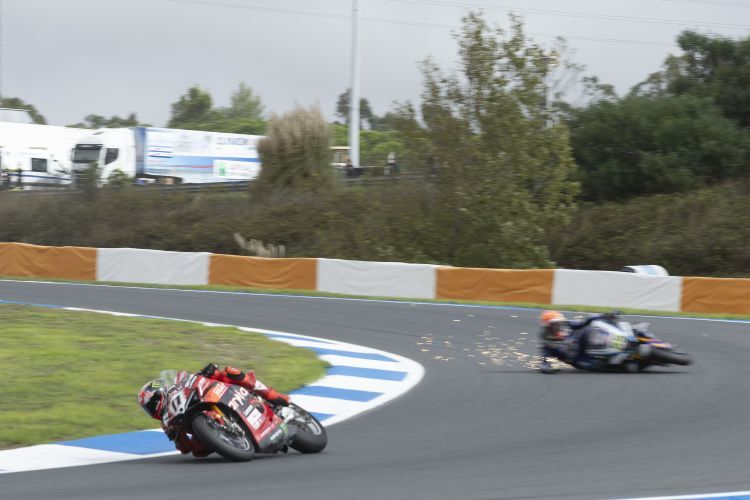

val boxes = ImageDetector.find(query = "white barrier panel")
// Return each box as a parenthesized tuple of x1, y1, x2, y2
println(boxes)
(97, 248, 210, 285)
(317, 259, 437, 299)
(552, 269, 682, 312)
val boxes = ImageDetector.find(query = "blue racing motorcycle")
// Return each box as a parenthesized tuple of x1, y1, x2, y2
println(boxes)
(540, 317, 692, 374)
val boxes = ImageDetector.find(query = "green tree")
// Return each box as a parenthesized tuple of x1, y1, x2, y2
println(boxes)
(0, 96, 46, 124)
(633, 31, 750, 127)
(330, 122, 412, 168)
(253, 105, 334, 193)
(167, 85, 214, 129)
(211, 83, 265, 134)
(68, 113, 148, 129)
(378, 102, 433, 173)
(226, 82, 264, 120)
(403, 13, 579, 268)
(335, 88, 376, 128)
(670, 31, 750, 127)
(167, 83, 265, 134)
(569, 94, 750, 201)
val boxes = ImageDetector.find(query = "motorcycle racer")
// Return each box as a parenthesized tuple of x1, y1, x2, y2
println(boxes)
(539, 310, 621, 371)
(138, 363, 290, 457)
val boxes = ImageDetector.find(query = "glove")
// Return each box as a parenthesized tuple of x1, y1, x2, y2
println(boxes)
(198, 363, 219, 377)
(266, 389, 290, 407)
(276, 393, 290, 406)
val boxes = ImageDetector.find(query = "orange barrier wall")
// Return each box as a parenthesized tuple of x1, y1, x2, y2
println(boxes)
(209, 254, 317, 290)
(0, 242, 97, 281)
(681, 277, 750, 315)
(436, 267, 554, 304)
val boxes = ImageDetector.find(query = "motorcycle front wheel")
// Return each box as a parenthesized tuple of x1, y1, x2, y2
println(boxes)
(191, 412, 255, 462)
(650, 349, 693, 366)
(288, 404, 327, 454)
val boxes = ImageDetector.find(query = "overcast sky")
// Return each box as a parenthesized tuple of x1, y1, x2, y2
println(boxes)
(2, 0, 749, 127)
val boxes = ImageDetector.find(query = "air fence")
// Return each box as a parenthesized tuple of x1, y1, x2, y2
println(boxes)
(0, 242, 747, 315)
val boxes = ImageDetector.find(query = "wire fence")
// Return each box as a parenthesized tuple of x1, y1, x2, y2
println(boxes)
(0, 170, 433, 198)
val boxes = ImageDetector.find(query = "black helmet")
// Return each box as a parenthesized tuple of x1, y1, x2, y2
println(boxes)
(138, 380, 166, 420)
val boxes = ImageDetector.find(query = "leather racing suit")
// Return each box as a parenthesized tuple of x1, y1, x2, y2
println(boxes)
(540, 313, 620, 369)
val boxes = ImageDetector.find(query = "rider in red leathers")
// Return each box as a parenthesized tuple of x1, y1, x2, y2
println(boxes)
(138, 363, 290, 457)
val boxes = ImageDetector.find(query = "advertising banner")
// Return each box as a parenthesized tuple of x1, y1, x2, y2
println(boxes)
(143, 128, 262, 183)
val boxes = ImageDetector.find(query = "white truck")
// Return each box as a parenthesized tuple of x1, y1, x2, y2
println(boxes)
(0, 115, 91, 188)
(71, 127, 263, 184)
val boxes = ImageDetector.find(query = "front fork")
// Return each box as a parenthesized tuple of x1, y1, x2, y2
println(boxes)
(203, 404, 226, 424)
(201, 404, 243, 437)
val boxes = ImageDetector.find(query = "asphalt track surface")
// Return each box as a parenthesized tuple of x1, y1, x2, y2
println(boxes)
(1, 280, 749, 500)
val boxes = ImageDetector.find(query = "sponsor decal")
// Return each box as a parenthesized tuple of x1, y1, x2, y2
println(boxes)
(254, 380, 267, 391)
(269, 428, 284, 442)
(216, 136, 250, 146)
(168, 390, 188, 417)
(196, 378, 210, 397)
(244, 406, 264, 430)
(259, 425, 274, 439)
(210, 382, 228, 399)
(213, 159, 259, 180)
(228, 387, 250, 412)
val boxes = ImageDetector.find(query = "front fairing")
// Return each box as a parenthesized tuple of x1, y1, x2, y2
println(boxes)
(160, 371, 205, 427)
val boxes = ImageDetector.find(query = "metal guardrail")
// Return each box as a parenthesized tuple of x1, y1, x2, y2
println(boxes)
(0, 172, 431, 197)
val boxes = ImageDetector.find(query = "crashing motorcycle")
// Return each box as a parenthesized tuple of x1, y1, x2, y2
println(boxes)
(540, 317, 692, 374)
(158, 370, 327, 461)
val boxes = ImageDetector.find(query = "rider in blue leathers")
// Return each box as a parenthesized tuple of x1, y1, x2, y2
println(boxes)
(539, 310, 621, 371)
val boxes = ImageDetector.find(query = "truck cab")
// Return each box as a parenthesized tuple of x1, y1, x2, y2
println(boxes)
(71, 128, 136, 183)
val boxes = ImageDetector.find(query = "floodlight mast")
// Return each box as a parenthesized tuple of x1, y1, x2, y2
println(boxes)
(347, 0, 360, 168)
(0, 0, 4, 100)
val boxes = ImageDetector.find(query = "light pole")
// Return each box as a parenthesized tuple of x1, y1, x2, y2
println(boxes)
(0, 0, 4, 101)
(347, 0, 360, 168)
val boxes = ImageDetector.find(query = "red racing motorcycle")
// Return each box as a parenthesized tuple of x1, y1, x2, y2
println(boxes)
(158, 370, 327, 462)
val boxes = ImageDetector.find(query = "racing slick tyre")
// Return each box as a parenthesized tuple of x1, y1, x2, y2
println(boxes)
(649, 349, 692, 366)
(288, 404, 327, 454)
(191, 413, 255, 462)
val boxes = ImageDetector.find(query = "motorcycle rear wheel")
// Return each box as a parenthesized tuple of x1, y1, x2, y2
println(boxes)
(191, 413, 255, 462)
(288, 404, 327, 454)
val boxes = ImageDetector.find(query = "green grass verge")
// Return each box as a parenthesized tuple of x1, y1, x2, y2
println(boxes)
(2, 274, 749, 321)
(0, 304, 328, 449)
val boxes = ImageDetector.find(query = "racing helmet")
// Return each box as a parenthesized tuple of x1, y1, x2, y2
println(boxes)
(138, 380, 166, 420)
(539, 310, 568, 341)
(540, 310, 565, 326)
